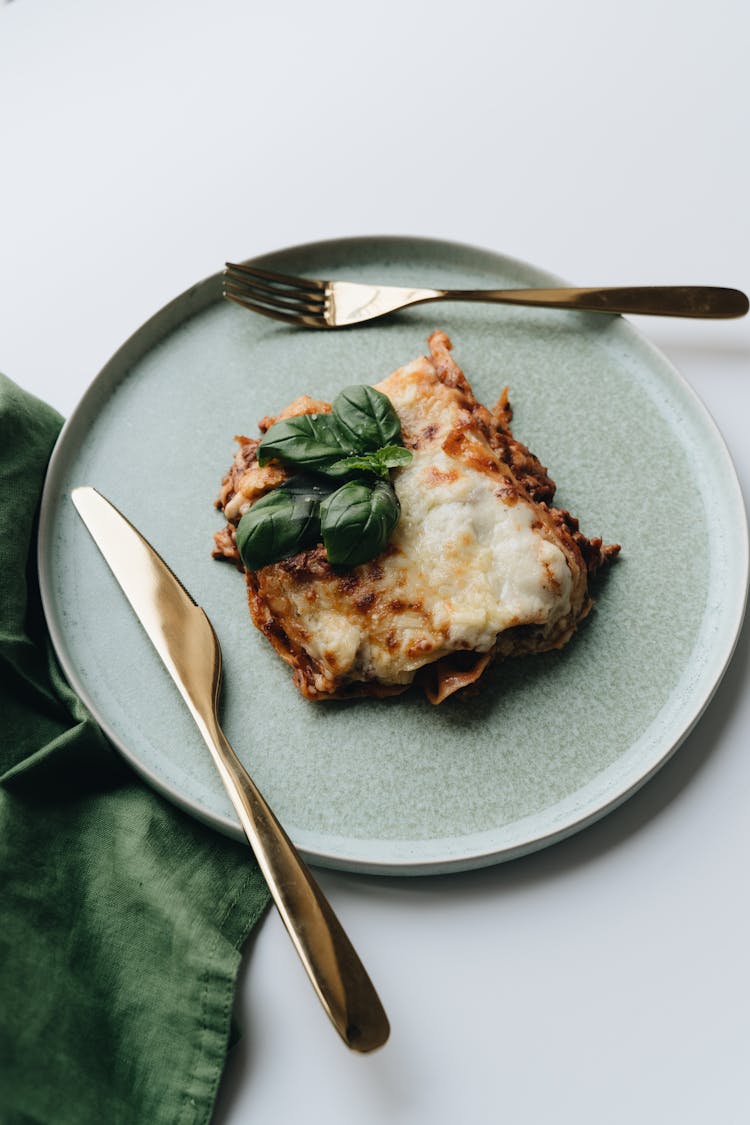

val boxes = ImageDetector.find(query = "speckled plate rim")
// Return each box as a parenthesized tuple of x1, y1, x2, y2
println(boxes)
(38, 235, 749, 875)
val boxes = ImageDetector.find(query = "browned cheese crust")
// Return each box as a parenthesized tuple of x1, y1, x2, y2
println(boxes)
(213, 331, 619, 702)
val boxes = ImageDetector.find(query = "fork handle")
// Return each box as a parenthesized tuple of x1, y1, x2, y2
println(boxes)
(198, 714, 389, 1053)
(439, 285, 748, 319)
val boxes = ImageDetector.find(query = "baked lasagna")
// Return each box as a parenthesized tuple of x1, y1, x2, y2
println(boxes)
(213, 331, 619, 702)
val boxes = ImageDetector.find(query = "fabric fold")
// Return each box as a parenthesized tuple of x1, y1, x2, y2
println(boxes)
(0, 374, 270, 1125)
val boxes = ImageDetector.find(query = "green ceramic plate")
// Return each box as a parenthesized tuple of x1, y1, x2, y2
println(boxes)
(38, 236, 748, 874)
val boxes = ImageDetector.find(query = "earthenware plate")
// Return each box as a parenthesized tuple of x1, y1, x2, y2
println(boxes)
(38, 236, 748, 874)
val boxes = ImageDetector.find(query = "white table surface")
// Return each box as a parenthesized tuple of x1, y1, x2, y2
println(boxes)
(2, 2, 749, 1122)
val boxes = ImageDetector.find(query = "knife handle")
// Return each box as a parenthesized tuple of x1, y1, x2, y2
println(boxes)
(198, 715, 390, 1052)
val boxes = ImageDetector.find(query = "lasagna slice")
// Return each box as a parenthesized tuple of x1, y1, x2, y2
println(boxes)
(213, 331, 619, 702)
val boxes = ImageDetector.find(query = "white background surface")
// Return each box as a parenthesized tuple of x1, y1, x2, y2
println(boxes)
(2, 2, 749, 1122)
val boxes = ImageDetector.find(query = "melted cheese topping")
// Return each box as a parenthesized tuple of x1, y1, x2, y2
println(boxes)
(394, 446, 572, 649)
(296, 446, 573, 687)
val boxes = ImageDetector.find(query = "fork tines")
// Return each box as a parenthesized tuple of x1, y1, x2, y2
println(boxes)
(223, 261, 329, 327)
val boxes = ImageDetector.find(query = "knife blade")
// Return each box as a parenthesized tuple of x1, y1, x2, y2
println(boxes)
(72, 486, 389, 1052)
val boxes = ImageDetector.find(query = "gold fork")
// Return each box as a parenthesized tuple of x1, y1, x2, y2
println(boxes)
(223, 261, 748, 329)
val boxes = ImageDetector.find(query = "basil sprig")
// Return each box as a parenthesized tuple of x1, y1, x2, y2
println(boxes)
(327, 445, 413, 481)
(237, 385, 412, 571)
(257, 384, 411, 476)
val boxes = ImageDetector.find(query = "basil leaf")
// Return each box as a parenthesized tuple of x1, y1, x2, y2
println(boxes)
(326, 453, 391, 481)
(257, 412, 354, 471)
(373, 445, 413, 470)
(332, 385, 403, 452)
(236, 484, 321, 571)
(327, 445, 413, 481)
(276, 473, 336, 500)
(320, 478, 401, 567)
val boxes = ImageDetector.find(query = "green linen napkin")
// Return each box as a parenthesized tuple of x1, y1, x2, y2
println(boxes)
(0, 375, 270, 1125)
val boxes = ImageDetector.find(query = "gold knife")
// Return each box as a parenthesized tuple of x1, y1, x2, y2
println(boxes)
(71, 486, 389, 1053)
